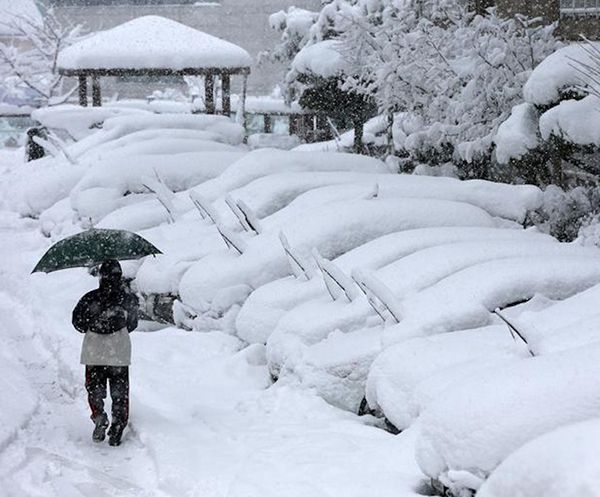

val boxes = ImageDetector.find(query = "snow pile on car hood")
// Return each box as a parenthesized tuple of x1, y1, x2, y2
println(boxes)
(478, 418, 600, 497)
(416, 342, 600, 495)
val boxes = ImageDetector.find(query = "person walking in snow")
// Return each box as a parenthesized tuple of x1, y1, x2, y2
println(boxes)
(72, 259, 139, 446)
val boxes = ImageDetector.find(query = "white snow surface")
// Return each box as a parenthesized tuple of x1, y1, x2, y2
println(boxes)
(523, 42, 600, 106)
(31, 105, 151, 140)
(366, 326, 530, 431)
(539, 95, 600, 146)
(279, 326, 385, 412)
(416, 342, 600, 493)
(179, 198, 496, 313)
(478, 418, 600, 497)
(57, 15, 252, 71)
(265, 234, 564, 378)
(383, 252, 600, 346)
(100, 113, 245, 146)
(191, 149, 390, 202)
(512, 282, 600, 355)
(236, 227, 545, 345)
(0, 174, 425, 497)
(70, 151, 244, 223)
(494, 103, 540, 164)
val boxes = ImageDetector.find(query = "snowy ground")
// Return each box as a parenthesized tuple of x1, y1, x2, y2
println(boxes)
(0, 151, 425, 497)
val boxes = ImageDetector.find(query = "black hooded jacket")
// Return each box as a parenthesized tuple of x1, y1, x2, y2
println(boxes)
(73, 278, 139, 335)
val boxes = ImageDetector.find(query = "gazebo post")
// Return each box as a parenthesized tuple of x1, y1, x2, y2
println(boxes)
(221, 73, 231, 117)
(264, 114, 272, 133)
(91, 74, 102, 107)
(240, 72, 248, 130)
(205, 73, 215, 114)
(78, 75, 88, 107)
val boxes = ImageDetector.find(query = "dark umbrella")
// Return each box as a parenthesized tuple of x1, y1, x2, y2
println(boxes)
(32, 228, 162, 274)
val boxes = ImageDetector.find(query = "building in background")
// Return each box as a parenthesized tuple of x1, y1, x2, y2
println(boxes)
(45, 0, 321, 96)
(474, 0, 599, 39)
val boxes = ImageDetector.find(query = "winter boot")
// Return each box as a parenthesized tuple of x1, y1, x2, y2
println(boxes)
(92, 415, 109, 443)
(108, 424, 124, 447)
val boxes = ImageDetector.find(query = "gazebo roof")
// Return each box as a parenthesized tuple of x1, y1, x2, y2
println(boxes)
(57, 15, 252, 76)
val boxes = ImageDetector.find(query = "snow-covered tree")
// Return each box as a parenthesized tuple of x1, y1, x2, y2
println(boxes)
(263, 6, 320, 65)
(339, 1, 558, 172)
(266, 0, 557, 172)
(0, 9, 84, 105)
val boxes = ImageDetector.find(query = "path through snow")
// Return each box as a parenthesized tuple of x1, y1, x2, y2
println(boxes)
(0, 211, 424, 497)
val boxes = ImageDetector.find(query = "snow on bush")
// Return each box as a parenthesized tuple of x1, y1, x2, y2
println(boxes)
(366, 325, 529, 431)
(337, 2, 558, 164)
(416, 342, 600, 495)
(0, 8, 83, 106)
(530, 185, 600, 242)
(494, 103, 540, 164)
(523, 42, 600, 107)
(265, 6, 318, 64)
(382, 252, 600, 346)
(539, 95, 600, 147)
(478, 418, 600, 497)
(291, 40, 350, 79)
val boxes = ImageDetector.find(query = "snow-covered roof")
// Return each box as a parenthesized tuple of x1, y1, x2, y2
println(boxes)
(57, 16, 252, 74)
(0, 0, 42, 36)
(291, 40, 350, 79)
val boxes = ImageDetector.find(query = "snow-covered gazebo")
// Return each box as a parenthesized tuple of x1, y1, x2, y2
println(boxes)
(57, 16, 252, 115)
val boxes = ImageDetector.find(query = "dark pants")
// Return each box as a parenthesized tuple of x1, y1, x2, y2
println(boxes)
(85, 365, 129, 429)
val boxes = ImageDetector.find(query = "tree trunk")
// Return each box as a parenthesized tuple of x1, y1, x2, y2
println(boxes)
(354, 118, 364, 154)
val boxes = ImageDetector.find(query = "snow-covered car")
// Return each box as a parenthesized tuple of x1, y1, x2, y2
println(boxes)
(236, 226, 549, 345)
(381, 251, 600, 346)
(516, 279, 600, 355)
(266, 238, 595, 379)
(178, 197, 497, 330)
(189, 148, 390, 203)
(364, 324, 532, 429)
(72, 151, 246, 226)
(477, 418, 600, 497)
(416, 342, 600, 496)
(9, 113, 247, 218)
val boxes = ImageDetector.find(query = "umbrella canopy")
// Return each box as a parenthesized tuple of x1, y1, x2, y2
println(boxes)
(32, 228, 162, 274)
